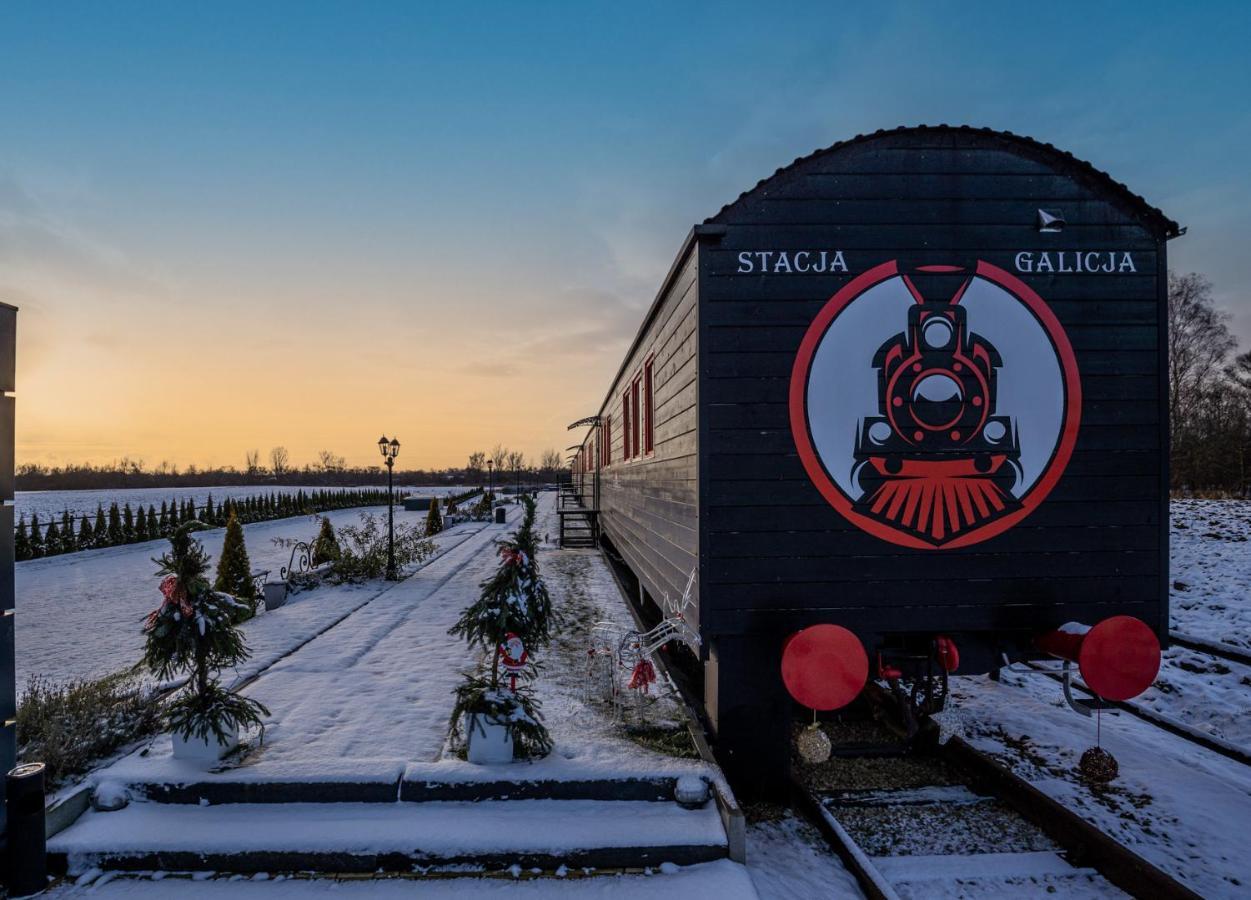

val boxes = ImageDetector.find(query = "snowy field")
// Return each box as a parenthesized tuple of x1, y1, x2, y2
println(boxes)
(1169, 498, 1251, 648)
(14, 484, 467, 523)
(15, 501, 470, 688)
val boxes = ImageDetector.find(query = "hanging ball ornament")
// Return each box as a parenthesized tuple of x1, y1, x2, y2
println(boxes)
(796, 723, 832, 765)
(1079, 746, 1119, 784)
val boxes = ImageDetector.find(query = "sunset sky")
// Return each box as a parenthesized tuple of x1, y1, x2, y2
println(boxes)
(2, 2, 1248, 470)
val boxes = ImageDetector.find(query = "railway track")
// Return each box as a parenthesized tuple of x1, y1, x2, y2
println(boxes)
(1014, 661, 1251, 768)
(1169, 630, 1251, 668)
(792, 687, 1200, 899)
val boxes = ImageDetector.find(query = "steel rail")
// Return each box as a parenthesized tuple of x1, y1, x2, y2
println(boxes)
(1169, 631, 1251, 668)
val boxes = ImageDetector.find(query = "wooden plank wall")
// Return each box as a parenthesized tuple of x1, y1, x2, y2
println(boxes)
(579, 246, 701, 623)
(699, 131, 1169, 653)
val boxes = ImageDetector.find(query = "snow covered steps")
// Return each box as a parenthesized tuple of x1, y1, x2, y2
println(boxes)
(128, 774, 680, 805)
(48, 799, 729, 876)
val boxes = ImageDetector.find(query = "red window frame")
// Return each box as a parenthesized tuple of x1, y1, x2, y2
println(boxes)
(643, 357, 654, 455)
(622, 388, 632, 460)
(604, 415, 612, 465)
(630, 377, 640, 459)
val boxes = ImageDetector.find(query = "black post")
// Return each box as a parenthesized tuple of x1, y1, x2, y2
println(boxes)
(1, 303, 15, 852)
(385, 457, 396, 580)
(5, 764, 46, 896)
(488, 462, 494, 503)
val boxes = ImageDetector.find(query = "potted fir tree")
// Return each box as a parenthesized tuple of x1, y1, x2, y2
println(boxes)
(448, 496, 554, 762)
(143, 523, 269, 763)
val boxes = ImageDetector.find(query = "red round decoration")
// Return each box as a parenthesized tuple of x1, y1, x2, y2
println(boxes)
(781, 624, 869, 711)
(1078, 616, 1160, 701)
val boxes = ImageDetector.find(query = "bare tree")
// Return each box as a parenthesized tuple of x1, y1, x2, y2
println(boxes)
(269, 446, 290, 479)
(539, 448, 562, 475)
(245, 449, 261, 477)
(317, 449, 346, 473)
(491, 444, 509, 473)
(467, 451, 486, 483)
(1169, 272, 1236, 435)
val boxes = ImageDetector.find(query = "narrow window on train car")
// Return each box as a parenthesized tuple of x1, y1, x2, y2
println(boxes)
(605, 415, 612, 465)
(644, 357, 654, 455)
(631, 377, 641, 459)
(622, 389, 631, 460)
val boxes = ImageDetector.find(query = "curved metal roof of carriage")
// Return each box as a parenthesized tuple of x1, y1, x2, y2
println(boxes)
(704, 124, 1182, 238)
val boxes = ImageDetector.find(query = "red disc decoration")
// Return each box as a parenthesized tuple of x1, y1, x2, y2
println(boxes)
(781, 624, 869, 711)
(1078, 616, 1160, 702)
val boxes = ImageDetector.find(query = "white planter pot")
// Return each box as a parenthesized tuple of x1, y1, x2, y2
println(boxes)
(263, 581, 288, 611)
(172, 723, 239, 764)
(467, 714, 514, 765)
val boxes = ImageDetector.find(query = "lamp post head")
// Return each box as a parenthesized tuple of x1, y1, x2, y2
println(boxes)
(378, 435, 390, 458)
(487, 460, 493, 471)
(389, 437, 401, 459)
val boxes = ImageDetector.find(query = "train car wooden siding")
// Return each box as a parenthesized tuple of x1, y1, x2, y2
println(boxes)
(569, 126, 1180, 786)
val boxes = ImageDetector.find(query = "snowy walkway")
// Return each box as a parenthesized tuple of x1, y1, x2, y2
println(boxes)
(101, 505, 520, 786)
(16, 500, 464, 687)
(96, 494, 714, 789)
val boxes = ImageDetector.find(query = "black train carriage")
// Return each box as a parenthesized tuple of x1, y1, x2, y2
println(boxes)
(567, 125, 1180, 792)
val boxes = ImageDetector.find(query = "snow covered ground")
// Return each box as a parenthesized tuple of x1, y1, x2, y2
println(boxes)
(951, 669, 1251, 898)
(47, 493, 766, 898)
(84, 494, 713, 788)
(1169, 499, 1251, 649)
(744, 815, 861, 899)
(1116, 499, 1251, 745)
(16, 502, 464, 688)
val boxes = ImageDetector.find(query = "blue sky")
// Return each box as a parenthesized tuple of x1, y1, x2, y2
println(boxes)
(1, 2, 1248, 467)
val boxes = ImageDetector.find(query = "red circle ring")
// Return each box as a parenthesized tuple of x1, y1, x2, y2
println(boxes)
(788, 260, 1082, 550)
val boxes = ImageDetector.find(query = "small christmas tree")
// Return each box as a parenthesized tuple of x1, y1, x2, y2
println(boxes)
(93, 505, 107, 544)
(29, 513, 45, 558)
(143, 523, 268, 746)
(135, 506, 148, 541)
(78, 514, 94, 549)
(61, 511, 76, 553)
(214, 511, 257, 609)
(448, 496, 553, 758)
(107, 503, 124, 544)
(425, 497, 443, 537)
(122, 503, 136, 542)
(14, 516, 30, 561)
(311, 517, 340, 565)
(148, 504, 160, 540)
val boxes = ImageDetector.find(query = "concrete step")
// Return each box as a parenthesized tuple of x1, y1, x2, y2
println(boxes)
(49, 798, 728, 875)
(129, 773, 680, 805)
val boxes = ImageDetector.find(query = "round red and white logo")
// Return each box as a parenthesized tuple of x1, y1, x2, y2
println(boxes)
(789, 260, 1081, 550)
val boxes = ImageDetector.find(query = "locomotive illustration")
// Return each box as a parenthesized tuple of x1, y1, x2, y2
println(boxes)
(852, 284, 1022, 544)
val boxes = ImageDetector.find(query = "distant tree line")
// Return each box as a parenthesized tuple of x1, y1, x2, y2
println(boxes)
(16, 445, 569, 492)
(14, 487, 403, 561)
(1170, 272, 1251, 494)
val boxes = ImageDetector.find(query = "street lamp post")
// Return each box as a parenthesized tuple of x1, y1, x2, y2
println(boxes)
(487, 459, 494, 502)
(515, 462, 520, 501)
(378, 435, 401, 580)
